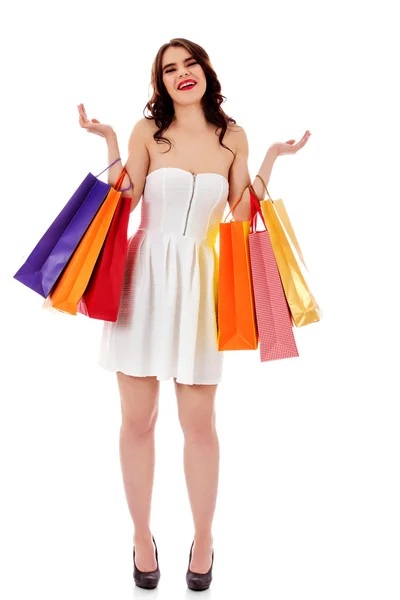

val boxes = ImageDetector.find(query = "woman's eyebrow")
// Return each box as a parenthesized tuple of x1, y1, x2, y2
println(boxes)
(162, 57, 194, 71)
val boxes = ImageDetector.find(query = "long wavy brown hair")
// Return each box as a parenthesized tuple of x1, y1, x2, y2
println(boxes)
(143, 38, 236, 155)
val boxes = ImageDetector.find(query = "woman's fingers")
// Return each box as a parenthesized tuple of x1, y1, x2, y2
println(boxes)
(78, 103, 91, 128)
(296, 133, 307, 146)
(78, 103, 88, 120)
(293, 132, 311, 149)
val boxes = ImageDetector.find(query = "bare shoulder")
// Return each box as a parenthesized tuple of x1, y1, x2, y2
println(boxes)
(226, 123, 249, 155)
(129, 116, 155, 137)
(227, 122, 245, 134)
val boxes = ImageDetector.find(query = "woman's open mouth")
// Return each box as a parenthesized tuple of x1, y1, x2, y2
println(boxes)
(178, 82, 197, 91)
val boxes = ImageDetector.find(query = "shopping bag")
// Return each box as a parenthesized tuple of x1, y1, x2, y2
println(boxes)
(44, 168, 130, 315)
(77, 181, 131, 322)
(217, 191, 258, 351)
(247, 186, 299, 362)
(13, 158, 127, 298)
(255, 177, 320, 327)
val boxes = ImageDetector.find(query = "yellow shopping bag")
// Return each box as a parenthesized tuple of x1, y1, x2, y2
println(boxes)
(252, 176, 321, 327)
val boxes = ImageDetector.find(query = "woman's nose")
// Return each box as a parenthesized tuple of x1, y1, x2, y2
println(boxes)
(179, 67, 190, 77)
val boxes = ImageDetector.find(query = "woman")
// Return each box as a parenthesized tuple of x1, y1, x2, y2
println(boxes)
(78, 37, 311, 591)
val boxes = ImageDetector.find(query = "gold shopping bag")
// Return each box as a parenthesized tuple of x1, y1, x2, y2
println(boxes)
(252, 176, 321, 327)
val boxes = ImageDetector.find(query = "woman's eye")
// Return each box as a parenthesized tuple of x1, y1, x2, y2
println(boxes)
(166, 61, 197, 73)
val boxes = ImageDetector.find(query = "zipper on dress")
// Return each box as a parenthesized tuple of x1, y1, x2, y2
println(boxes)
(183, 173, 196, 236)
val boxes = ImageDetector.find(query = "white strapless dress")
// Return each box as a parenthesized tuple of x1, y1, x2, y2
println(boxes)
(98, 167, 229, 385)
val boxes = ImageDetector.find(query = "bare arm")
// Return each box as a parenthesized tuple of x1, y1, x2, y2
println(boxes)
(77, 104, 149, 213)
(227, 127, 312, 221)
(106, 118, 150, 213)
(105, 132, 130, 196)
(227, 127, 278, 222)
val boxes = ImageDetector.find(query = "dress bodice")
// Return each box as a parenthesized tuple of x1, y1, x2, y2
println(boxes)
(138, 167, 229, 245)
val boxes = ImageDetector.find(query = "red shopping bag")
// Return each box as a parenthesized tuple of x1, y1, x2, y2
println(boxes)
(248, 186, 299, 362)
(78, 168, 131, 321)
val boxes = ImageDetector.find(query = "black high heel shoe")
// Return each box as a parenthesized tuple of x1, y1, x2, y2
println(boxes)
(186, 540, 214, 591)
(133, 535, 160, 589)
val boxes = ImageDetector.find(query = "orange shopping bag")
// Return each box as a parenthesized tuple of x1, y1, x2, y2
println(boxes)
(217, 191, 258, 351)
(44, 168, 128, 315)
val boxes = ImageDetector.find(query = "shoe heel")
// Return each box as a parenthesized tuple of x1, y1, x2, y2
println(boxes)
(186, 540, 214, 591)
(133, 535, 160, 589)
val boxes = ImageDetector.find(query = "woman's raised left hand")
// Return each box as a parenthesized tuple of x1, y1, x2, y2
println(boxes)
(271, 130, 312, 156)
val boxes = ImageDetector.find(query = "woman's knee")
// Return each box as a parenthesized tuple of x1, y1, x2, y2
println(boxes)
(117, 372, 159, 434)
(175, 381, 217, 441)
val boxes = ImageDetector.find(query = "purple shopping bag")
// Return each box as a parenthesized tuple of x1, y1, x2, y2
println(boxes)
(13, 158, 131, 298)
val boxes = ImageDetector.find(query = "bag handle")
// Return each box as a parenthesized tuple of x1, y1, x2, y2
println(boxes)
(114, 167, 128, 192)
(95, 158, 133, 192)
(223, 183, 264, 224)
(253, 176, 308, 271)
(255, 173, 273, 201)
(223, 190, 246, 223)
(223, 172, 276, 223)
(95, 157, 122, 177)
(249, 185, 268, 232)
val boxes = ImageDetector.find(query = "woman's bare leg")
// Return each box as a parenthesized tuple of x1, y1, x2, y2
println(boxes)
(117, 372, 160, 571)
(174, 379, 219, 573)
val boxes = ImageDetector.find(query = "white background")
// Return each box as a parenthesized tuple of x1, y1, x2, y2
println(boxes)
(1, 0, 399, 598)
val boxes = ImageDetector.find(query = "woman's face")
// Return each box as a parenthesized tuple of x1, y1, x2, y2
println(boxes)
(161, 46, 206, 106)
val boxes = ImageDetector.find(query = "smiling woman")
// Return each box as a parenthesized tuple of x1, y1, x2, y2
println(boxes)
(146, 40, 238, 157)
(76, 35, 311, 593)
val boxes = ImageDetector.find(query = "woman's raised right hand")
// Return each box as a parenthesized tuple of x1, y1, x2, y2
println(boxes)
(77, 103, 115, 139)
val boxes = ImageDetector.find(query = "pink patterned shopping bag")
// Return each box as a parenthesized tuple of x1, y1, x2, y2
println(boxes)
(247, 186, 299, 362)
